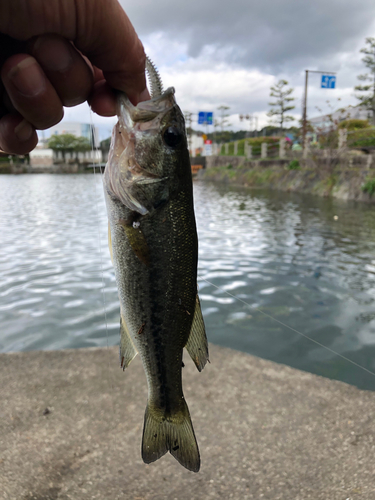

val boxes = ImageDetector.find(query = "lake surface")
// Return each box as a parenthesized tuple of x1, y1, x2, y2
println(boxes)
(1, 174, 375, 390)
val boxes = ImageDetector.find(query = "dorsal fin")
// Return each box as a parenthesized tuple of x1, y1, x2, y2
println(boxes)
(146, 56, 163, 98)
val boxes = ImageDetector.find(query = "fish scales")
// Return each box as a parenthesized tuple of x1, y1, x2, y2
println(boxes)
(103, 57, 209, 472)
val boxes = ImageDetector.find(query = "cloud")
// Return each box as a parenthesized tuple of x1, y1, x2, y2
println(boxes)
(122, 0, 375, 72)
(54, 1, 375, 137)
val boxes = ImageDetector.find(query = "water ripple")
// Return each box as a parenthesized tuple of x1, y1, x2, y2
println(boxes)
(2, 175, 375, 389)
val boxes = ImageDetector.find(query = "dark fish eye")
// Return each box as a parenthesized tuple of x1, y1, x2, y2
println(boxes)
(163, 126, 183, 148)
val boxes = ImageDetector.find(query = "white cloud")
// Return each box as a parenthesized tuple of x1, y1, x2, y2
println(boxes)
(51, 1, 375, 139)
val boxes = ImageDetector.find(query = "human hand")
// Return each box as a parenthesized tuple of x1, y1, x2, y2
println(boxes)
(0, 0, 149, 155)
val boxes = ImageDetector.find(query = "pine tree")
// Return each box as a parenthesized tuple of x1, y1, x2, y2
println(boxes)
(217, 105, 231, 133)
(355, 37, 375, 125)
(267, 80, 295, 133)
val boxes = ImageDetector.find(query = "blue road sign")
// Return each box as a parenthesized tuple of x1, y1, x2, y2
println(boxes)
(321, 75, 336, 89)
(198, 112, 213, 125)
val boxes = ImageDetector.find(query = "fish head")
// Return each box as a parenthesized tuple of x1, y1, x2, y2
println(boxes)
(104, 87, 189, 215)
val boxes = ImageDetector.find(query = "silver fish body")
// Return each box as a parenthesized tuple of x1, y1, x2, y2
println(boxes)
(103, 63, 208, 472)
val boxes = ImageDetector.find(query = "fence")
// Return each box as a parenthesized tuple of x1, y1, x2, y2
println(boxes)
(219, 128, 375, 160)
(220, 139, 291, 160)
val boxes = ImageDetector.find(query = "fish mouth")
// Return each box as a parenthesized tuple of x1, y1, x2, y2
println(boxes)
(117, 87, 176, 134)
(104, 87, 177, 215)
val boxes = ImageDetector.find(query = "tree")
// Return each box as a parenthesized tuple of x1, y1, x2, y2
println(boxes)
(355, 37, 375, 125)
(217, 105, 231, 134)
(48, 133, 91, 161)
(73, 136, 91, 161)
(267, 80, 295, 133)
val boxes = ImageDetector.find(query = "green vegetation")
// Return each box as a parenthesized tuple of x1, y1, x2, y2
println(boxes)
(337, 119, 371, 131)
(355, 37, 375, 125)
(326, 175, 338, 190)
(243, 168, 280, 186)
(347, 128, 375, 148)
(217, 105, 231, 132)
(221, 136, 280, 156)
(267, 80, 296, 132)
(48, 133, 91, 161)
(287, 160, 300, 170)
(312, 174, 338, 195)
(362, 177, 375, 196)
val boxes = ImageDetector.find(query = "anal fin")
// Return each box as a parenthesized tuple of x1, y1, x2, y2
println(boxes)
(119, 314, 138, 370)
(185, 295, 209, 372)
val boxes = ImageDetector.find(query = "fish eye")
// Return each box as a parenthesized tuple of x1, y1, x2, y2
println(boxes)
(163, 126, 183, 148)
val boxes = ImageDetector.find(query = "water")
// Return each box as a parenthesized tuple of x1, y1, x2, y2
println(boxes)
(1, 175, 375, 390)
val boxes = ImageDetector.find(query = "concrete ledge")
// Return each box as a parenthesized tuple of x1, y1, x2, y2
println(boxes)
(1, 345, 374, 499)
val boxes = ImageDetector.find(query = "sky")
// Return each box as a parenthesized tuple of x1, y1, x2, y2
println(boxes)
(56, 0, 375, 141)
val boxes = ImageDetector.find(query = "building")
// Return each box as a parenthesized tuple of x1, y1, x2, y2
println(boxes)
(34, 122, 102, 166)
(29, 148, 54, 168)
(48, 122, 100, 147)
(310, 105, 373, 132)
(189, 133, 204, 156)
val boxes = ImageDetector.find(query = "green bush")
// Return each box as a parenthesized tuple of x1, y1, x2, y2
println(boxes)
(227, 163, 233, 169)
(348, 128, 375, 148)
(248, 137, 281, 146)
(362, 178, 375, 196)
(338, 119, 371, 131)
(220, 136, 281, 156)
(288, 160, 300, 170)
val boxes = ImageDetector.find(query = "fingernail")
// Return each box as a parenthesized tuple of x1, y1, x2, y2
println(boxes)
(14, 119, 33, 142)
(7, 57, 46, 97)
(64, 96, 85, 107)
(33, 36, 73, 72)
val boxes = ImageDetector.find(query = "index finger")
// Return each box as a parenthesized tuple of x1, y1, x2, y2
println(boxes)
(75, 0, 148, 103)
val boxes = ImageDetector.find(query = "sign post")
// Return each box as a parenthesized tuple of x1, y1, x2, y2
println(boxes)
(321, 75, 336, 89)
(302, 70, 336, 154)
(204, 139, 213, 156)
(198, 112, 213, 125)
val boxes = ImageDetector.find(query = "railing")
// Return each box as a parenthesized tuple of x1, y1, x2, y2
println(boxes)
(218, 128, 375, 160)
(219, 138, 290, 160)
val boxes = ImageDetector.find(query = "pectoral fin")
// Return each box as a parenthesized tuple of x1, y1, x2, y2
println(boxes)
(119, 314, 138, 370)
(185, 295, 209, 372)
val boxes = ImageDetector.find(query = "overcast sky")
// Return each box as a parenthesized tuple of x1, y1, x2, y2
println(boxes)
(58, 0, 375, 140)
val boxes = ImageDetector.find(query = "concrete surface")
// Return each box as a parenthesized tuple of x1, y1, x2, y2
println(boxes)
(1, 345, 375, 500)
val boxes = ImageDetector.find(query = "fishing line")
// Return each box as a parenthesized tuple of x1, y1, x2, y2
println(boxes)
(198, 275, 375, 379)
(89, 111, 113, 390)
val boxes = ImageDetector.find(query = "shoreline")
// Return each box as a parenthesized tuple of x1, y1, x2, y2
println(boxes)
(198, 155, 375, 203)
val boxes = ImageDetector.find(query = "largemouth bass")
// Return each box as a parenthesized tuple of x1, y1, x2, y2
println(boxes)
(103, 58, 209, 472)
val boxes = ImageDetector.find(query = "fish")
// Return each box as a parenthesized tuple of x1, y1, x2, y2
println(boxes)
(103, 57, 209, 472)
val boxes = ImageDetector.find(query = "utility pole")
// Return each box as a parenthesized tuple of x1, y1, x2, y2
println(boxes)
(302, 69, 336, 152)
(239, 114, 252, 137)
(302, 70, 309, 151)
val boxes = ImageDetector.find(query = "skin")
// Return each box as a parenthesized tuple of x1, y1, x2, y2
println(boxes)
(0, 0, 150, 155)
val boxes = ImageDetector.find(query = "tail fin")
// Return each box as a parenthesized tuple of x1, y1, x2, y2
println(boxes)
(142, 400, 200, 472)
